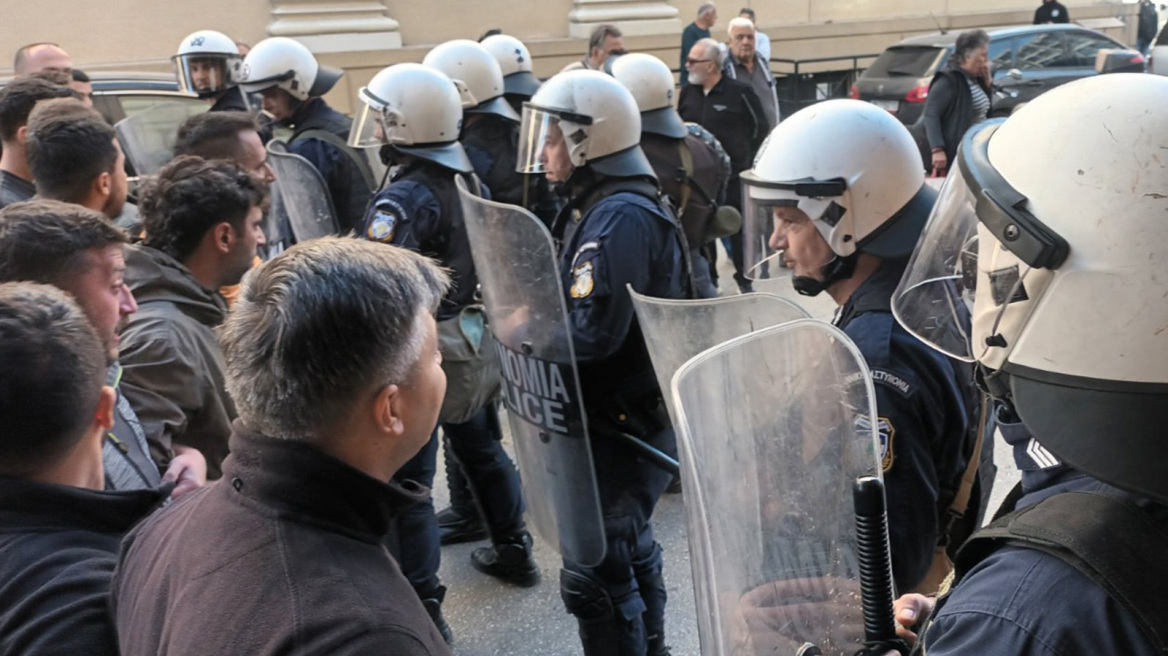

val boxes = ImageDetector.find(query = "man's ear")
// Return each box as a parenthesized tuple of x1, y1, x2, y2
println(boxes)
(94, 385, 116, 431)
(93, 171, 111, 202)
(212, 222, 236, 255)
(15, 125, 29, 146)
(375, 384, 405, 438)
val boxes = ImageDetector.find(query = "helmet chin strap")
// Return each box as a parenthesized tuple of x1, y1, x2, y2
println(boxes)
(792, 253, 857, 297)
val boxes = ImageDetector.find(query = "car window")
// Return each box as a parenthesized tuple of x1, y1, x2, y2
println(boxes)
(1015, 31, 1075, 70)
(988, 37, 1016, 73)
(1065, 32, 1122, 67)
(865, 46, 944, 78)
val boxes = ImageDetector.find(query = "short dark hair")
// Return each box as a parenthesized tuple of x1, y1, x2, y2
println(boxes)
(954, 29, 991, 65)
(29, 69, 71, 86)
(0, 199, 128, 286)
(139, 155, 268, 263)
(26, 98, 118, 204)
(0, 77, 75, 142)
(0, 282, 106, 477)
(222, 238, 450, 440)
(739, 7, 756, 20)
(589, 24, 622, 52)
(173, 111, 260, 162)
(71, 68, 91, 83)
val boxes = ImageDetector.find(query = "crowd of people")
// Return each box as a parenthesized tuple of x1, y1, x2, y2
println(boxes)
(0, 6, 1165, 656)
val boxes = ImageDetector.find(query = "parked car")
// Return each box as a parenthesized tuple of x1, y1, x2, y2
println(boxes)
(851, 24, 1140, 124)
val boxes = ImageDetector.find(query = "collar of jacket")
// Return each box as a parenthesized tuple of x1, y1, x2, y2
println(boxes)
(723, 53, 772, 81)
(290, 97, 348, 136)
(0, 476, 166, 535)
(220, 421, 431, 543)
(124, 245, 227, 325)
(836, 256, 909, 327)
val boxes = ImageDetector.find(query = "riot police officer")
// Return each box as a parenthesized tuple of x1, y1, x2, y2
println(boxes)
(480, 33, 543, 114)
(610, 52, 732, 299)
(350, 63, 538, 638)
(240, 37, 374, 234)
(741, 100, 978, 594)
(172, 30, 255, 114)
(518, 69, 687, 656)
(888, 73, 1168, 656)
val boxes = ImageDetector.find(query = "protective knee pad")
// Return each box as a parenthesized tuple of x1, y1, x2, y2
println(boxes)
(559, 569, 615, 622)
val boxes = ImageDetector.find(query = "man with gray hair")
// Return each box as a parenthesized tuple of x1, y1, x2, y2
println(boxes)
(724, 16, 779, 131)
(681, 3, 717, 86)
(562, 24, 626, 72)
(738, 7, 770, 61)
(111, 237, 455, 656)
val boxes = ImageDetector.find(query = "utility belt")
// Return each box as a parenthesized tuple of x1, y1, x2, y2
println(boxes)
(436, 305, 501, 425)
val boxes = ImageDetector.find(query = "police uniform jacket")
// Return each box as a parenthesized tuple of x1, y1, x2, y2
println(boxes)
(835, 258, 975, 592)
(111, 424, 453, 656)
(921, 411, 1158, 654)
(118, 245, 234, 480)
(288, 98, 374, 235)
(363, 160, 481, 322)
(462, 115, 524, 207)
(558, 176, 687, 404)
(0, 477, 163, 656)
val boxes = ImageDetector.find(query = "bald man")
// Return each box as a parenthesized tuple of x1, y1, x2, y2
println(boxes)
(14, 43, 73, 78)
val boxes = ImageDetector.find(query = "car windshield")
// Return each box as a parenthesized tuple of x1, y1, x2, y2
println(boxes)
(865, 46, 943, 77)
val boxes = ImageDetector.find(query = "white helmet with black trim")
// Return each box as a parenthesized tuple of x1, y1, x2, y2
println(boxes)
(517, 69, 653, 181)
(173, 30, 242, 98)
(423, 39, 519, 123)
(480, 33, 541, 99)
(740, 99, 933, 294)
(239, 37, 342, 101)
(892, 73, 1168, 504)
(609, 53, 687, 140)
(348, 63, 472, 174)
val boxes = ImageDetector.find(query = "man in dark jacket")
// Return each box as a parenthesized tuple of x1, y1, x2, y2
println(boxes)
(118, 156, 267, 479)
(111, 238, 454, 656)
(0, 200, 206, 496)
(1138, 0, 1159, 54)
(1033, 0, 1070, 24)
(0, 77, 74, 209)
(0, 282, 166, 656)
(679, 37, 767, 292)
(680, 3, 717, 86)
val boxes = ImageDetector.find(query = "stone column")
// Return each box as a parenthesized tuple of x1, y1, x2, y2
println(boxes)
(267, 0, 402, 52)
(568, 0, 682, 38)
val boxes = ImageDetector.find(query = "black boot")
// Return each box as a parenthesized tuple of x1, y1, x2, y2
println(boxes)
(420, 586, 453, 645)
(471, 530, 540, 587)
(437, 505, 487, 545)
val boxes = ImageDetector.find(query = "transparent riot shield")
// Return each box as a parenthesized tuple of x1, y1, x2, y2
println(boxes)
(628, 288, 808, 423)
(114, 101, 207, 178)
(456, 176, 606, 567)
(266, 140, 340, 243)
(672, 319, 881, 656)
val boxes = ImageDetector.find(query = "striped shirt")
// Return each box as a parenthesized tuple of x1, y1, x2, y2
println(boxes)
(968, 77, 990, 125)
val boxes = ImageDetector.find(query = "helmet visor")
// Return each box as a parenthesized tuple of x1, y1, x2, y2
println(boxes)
(173, 54, 236, 96)
(741, 172, 843, 281)
(349, 102, 386, 149)
(517, 103, 590, 174)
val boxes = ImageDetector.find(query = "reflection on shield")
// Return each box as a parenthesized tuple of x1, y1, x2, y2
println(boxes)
(266, 140, 340, 244)
(672, 320, 881, 656)
(456, 176, 606, 567)
(114, 101, 208, 179)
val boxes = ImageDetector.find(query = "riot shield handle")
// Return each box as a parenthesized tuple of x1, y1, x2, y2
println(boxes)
(853, 476, 911, 656)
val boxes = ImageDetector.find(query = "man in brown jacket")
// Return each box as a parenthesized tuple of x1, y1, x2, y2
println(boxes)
(111, 237, 454, 655)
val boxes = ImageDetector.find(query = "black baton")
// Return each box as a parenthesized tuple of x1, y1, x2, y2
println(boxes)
(611, 430, 681, 477)
(853, 476, 910, 656)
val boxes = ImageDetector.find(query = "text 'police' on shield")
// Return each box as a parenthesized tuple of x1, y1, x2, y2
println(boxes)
(496, 341, 581, 434)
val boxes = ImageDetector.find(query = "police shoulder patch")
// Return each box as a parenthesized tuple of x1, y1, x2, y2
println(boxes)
(871, 368, 913, 398)
(877, 416, 896, 472)
(366, 199, 408, 243)
(570, 260, 595, 299)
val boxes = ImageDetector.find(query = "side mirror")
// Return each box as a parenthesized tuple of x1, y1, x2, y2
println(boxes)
(1006, 68, 1024, 80)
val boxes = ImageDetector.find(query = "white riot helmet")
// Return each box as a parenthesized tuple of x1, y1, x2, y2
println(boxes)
(172, 30, 243, 98)
(518, 69, 653, 181)
(893, 74, 1168, 505)
(239, 37, 342, 101)
(480, 34, 541, 99)
(348, 63, 472, 173)
(610, 53, 687, 139)
(740, 99, 933, 295)
(423, 39, 519, 123)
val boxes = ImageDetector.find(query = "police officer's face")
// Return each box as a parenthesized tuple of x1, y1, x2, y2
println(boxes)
(189, 59, 220, 92)
(238, 129, 276, 183)
(57, 245, 137, 363)
(769, 206, 834, 280)
(542, 122, 573, 183)
(261, 88, 296, 122)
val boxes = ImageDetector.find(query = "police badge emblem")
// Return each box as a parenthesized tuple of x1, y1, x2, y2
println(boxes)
(366, 209, 397, 242)
(570, 261, 594, 299)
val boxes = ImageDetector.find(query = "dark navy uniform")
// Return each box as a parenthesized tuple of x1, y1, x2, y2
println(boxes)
(834, 258, 976, 593)
(555, 178, 687, 656)
(287, 98, 374, 236)
(364, 160, 526, 603)
(920, 411, 1157, 655)
(208, 87, 272, 143)
(462, 114, 560, 227)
